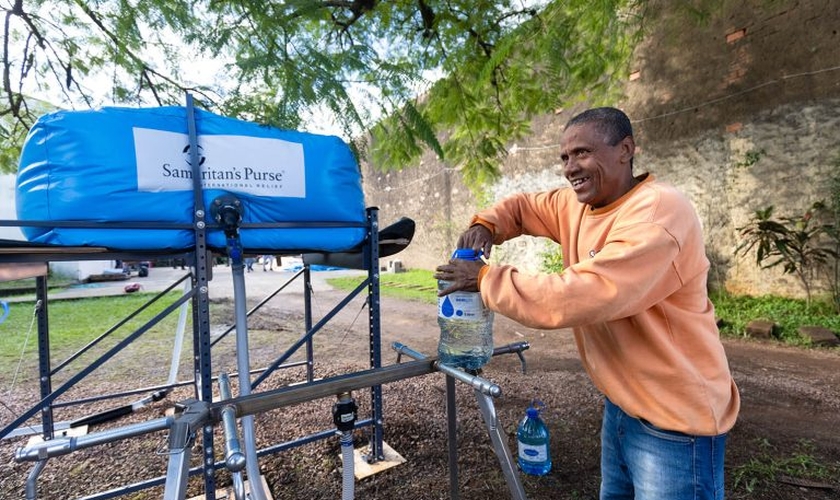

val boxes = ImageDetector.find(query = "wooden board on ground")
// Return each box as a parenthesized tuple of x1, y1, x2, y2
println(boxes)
(344, 441, 406, 480)
(26, 424, 88, 446)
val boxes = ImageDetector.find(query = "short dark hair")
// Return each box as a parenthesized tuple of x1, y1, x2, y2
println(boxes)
(565, 107, 633, 146)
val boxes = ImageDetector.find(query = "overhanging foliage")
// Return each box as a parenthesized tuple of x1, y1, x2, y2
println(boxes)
(1, 0, 643, 185)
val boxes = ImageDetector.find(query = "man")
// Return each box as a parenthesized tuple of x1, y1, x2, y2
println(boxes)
(435, 107, 739, 499)
(261, 254, 275, 271)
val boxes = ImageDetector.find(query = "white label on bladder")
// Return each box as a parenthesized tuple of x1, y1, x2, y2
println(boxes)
(133, 127, 306, 198)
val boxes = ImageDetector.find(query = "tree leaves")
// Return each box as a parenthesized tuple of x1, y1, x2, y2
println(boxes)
(0, 0, 643, 181)
(736, 204, 839, 307)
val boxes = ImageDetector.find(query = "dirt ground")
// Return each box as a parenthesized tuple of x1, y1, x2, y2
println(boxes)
(1, 266, 839, 499)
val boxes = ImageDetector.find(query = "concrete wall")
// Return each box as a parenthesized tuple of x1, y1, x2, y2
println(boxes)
(362, 0, 840, 298)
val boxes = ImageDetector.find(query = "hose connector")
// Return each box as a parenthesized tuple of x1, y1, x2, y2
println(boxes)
(333, 392, 357, 433)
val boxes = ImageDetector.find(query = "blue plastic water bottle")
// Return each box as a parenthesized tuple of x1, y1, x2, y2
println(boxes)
(517, 400, 552, 476)
(437, 249, 494, 370)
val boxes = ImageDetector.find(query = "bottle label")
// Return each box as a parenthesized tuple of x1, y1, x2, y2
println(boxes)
(438, 291, 483, 320)
(518, 442, 549, 462)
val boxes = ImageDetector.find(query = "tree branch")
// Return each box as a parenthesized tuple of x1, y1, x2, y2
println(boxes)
(73, 0, 187, 100)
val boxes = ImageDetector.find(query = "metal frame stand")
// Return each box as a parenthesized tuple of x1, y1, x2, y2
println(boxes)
(1, 92, 529, 500)
(186, 93, 219, 499)
(474, 387, 527, 500)
(392, 342, 529, 500)
(12, 341, 531, 500)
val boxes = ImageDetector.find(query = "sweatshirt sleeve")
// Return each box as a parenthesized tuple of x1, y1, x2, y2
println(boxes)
(480, 221, 685, 329)
(474, 190, 569, 243)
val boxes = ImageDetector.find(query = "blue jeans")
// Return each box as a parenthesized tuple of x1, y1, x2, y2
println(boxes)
(600, 398, 727, 500)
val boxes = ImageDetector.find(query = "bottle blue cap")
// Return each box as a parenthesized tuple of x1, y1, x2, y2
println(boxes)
(452, 248, 481, 261)
(526, 400, 546, 418)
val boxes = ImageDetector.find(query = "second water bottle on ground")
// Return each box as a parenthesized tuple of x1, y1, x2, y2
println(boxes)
(437, 248, 494, 370)
(517, 400, 552, 476)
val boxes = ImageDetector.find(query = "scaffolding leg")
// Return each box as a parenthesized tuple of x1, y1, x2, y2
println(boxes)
(446, 375, 460, 500)
(230, 246, 270, 500)
(474, 390, 527, 500)
(163, 444, 192, 500)
(25, 459, 48, 500)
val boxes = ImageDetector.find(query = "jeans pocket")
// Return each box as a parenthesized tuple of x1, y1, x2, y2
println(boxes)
(637, 418, 695, 444)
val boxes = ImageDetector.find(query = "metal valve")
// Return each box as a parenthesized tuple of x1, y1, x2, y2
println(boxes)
(210, 195, 244, 237)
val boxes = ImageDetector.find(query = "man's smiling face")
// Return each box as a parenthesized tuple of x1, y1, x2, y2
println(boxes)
(559, 122, 636, 208)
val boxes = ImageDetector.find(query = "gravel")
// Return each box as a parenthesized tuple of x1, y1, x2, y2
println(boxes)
(1, 268, 839, 499)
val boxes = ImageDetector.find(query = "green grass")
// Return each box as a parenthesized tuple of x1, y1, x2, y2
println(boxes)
(711, 291, 840, 345)
(327, 269, 438, 305)
(731, 439, 838, 493)
(0, 274, 77, 296)
(0, 292, 184, 380)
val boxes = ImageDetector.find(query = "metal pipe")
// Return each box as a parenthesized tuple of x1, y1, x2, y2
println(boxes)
(219, 374, 246, 473)
(231, 472, 246, 500)
(446, 376, 459, 500)
(231, 257, 269, 500)
(474, 391, 527, 500)
(390, 342, 426, 361)
(25, 459, 48, 500)
(17, 362, 434, 463)
(225, 360, 434, 418)
(15, 417, 174, 462)
(162, 435, 192, 500)
(167, 279, 192, 385)
(390, 342, 501, 397)
(436, 364, 501, 397)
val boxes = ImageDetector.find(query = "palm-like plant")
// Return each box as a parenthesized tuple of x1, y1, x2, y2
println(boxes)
(736, 204, 838, 308)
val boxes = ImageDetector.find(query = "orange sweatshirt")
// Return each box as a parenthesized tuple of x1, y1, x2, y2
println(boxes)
(474, 174, 739, 435)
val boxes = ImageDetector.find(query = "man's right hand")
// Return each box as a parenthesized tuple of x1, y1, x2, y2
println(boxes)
(456, 224, 493, 258)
